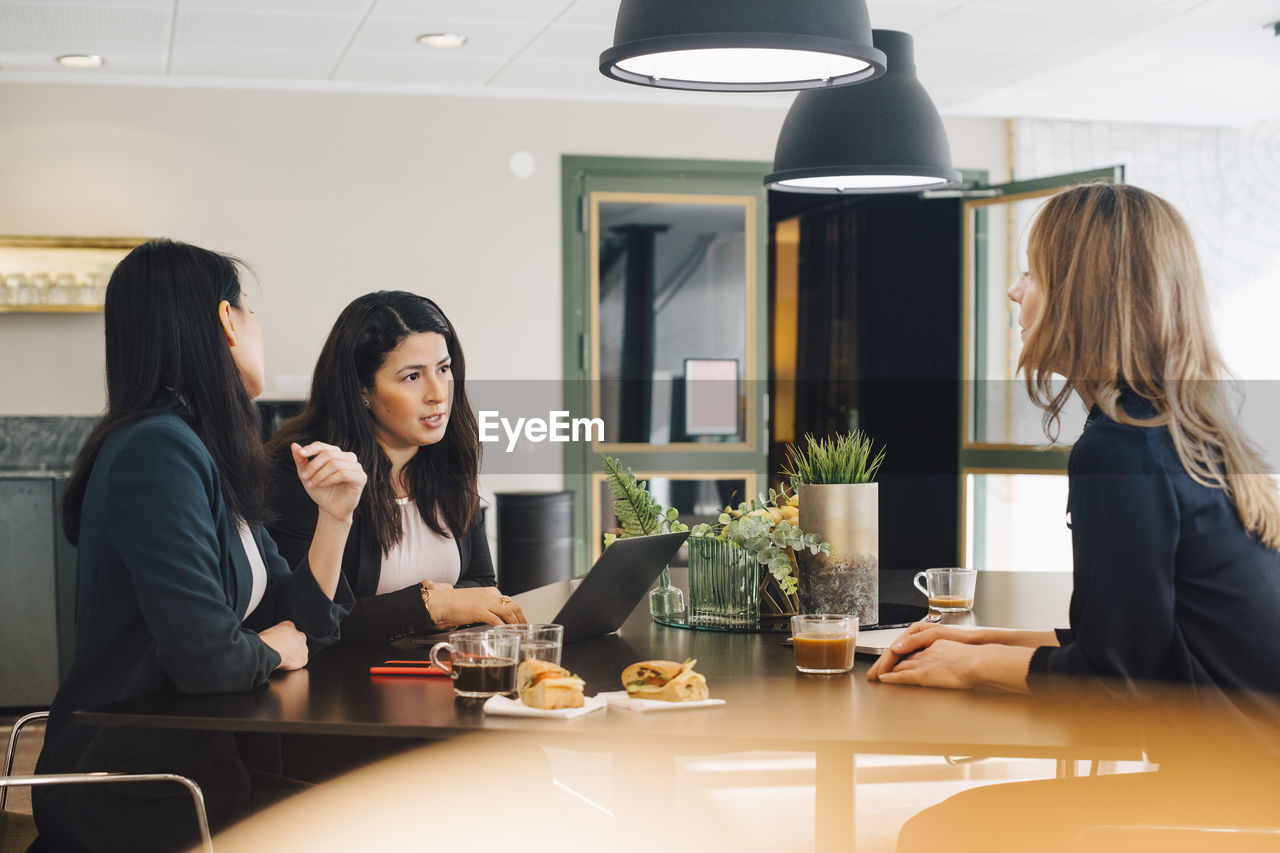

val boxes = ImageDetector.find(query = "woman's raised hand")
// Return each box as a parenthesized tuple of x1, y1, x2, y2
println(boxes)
(291, 441, 366, 523)
(430, 586, 525, 628)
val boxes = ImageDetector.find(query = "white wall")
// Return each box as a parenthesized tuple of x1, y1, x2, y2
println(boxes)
(0, 82, 1007, 418)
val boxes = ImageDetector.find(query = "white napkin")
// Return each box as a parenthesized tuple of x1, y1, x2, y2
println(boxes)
(482, 693, 607, 719)
(598, 691, 727, 712)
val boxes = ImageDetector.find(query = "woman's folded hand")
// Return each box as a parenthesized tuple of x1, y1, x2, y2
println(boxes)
(430, 586, 524, 628)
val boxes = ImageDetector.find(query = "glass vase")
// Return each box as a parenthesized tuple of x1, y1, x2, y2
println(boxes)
(688, 537, 760, 628)
(648, 566, 685, 619)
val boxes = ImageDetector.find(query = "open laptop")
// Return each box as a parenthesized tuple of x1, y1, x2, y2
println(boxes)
(515, 530, 690, 643)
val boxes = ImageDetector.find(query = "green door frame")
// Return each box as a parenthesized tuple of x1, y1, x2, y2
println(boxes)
(561, 155, 772, 575)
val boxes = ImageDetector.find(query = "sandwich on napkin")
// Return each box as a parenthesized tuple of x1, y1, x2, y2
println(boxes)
(621, 659, 709, 702)
(518, 659, 585, 710)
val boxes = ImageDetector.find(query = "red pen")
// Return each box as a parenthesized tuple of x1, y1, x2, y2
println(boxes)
(369, 660, 450, 677)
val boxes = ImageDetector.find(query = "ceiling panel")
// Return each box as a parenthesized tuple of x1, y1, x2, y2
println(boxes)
(170, 46, 341, 79)
(0, 39, 166, 72)
(488, 57, 623, 93)
(520, 24, 612, 63)
(333, 50, 507, 85)
(173, 8, 362, 50)
(182, 0, 375, 12)
(350, 17, 541, 57)
(545, 0, 617, 29)
(372, 0, 570, 24)
(865, 0, 961, 33)
(0, 2, 171, 43)
(914, 6, 1115, 49)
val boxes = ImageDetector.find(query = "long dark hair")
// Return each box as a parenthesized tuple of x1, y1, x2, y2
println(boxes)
(268, 291, 480, 552)
(62, 239, 271, 544)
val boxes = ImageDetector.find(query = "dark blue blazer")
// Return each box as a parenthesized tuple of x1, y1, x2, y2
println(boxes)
(32, 414, 353, 852)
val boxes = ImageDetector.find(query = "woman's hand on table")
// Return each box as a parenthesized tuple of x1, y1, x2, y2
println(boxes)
(291, 441, 366, 523)
(428, 586, 525, 628)
(867, 624, 1034, 693)
(260, 620, 309, 671)
(866, 622, 991, 680)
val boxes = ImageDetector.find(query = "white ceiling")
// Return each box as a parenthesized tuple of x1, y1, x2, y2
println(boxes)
(0, 0, 1277, 127)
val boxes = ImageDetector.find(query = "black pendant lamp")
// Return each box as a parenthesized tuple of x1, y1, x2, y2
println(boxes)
(766, 30, 961, 193)
(599, 0, 886, 93)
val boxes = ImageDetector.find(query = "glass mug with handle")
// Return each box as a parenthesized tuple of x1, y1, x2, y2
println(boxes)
(429, 630, 521, 698)
(913, 567, 977, 613)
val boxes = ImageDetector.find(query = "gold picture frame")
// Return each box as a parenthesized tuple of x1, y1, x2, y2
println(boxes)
(0, 235, 148, 314)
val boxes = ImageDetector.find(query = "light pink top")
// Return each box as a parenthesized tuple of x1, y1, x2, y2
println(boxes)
(376, 497, 461, 594)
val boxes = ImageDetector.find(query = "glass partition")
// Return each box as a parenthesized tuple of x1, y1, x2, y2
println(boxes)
(965, 471, 1071, 573)
(592, 193, 755, 449)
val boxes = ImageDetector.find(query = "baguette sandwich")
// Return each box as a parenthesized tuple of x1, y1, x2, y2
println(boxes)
(621, 659, 709, 702)
(517, 659, 585, 710)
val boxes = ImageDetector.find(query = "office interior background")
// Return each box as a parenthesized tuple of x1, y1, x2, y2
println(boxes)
(2, 1, 1279, 848)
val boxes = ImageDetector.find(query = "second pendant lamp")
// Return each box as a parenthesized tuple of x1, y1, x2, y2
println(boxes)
(766, 30, 961, 194)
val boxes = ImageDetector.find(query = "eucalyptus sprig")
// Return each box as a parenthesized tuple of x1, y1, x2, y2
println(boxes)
(690, 486, 831, 598)
(782, 430, 886, 488)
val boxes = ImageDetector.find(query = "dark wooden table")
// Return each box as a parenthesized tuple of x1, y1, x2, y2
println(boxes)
(77, 571, 1139, 851)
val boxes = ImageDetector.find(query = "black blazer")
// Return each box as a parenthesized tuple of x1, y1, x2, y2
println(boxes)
(32, 414, 353, 852)
(267, 455, 495, 644)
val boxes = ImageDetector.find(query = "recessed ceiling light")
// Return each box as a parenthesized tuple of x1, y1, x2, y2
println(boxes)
(417, 33, 468, 49)
(56, 54, 105, 69)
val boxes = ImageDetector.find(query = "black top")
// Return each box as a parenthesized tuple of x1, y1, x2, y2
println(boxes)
(33, 414, 352, 851)
(266, 454, 495, 644)
(1026, 395, 1280, 770)
(1028, 395, 1280, 694)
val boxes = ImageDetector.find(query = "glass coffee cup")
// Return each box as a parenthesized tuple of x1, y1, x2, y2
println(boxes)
(791, 614, 859, 674)
(913, 567, 977, 612)
(429, 630, 520, 698)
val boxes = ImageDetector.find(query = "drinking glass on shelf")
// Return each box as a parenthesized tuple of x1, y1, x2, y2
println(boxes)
(47, 273, 75, 306)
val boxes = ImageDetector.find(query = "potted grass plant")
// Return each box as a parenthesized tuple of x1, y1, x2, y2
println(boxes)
(782, 431, 886, 626)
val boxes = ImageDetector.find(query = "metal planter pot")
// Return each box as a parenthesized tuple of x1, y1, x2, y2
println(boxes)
(795, 483, 878, 625)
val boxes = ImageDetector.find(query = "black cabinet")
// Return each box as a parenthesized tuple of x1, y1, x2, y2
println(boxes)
(0, 474, 76, 707)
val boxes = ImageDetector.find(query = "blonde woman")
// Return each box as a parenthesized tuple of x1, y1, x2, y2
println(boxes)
(870, 184, 1280, 849)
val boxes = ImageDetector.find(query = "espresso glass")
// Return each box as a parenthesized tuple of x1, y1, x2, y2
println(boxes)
(429, 630, 520, 698)
(913, 567, 977, 612)
(791, 614, 859, 675)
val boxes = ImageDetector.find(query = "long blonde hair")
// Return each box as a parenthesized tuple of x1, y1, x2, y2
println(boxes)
(1020, 182, 1280, 549)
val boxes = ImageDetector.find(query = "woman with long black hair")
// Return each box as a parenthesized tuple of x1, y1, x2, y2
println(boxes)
(31, 239, 366, 852)
(266, 290, 522, 644)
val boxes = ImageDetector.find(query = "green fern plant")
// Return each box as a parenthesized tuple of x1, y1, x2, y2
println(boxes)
(602, 456, 687, 548)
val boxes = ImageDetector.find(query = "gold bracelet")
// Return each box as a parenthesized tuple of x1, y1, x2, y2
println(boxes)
(419, 582, 433, 616)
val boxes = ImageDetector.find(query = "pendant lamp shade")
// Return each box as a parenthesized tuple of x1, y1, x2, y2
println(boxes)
(766, 30, 961, 194)
(599, 0, 886, 92)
